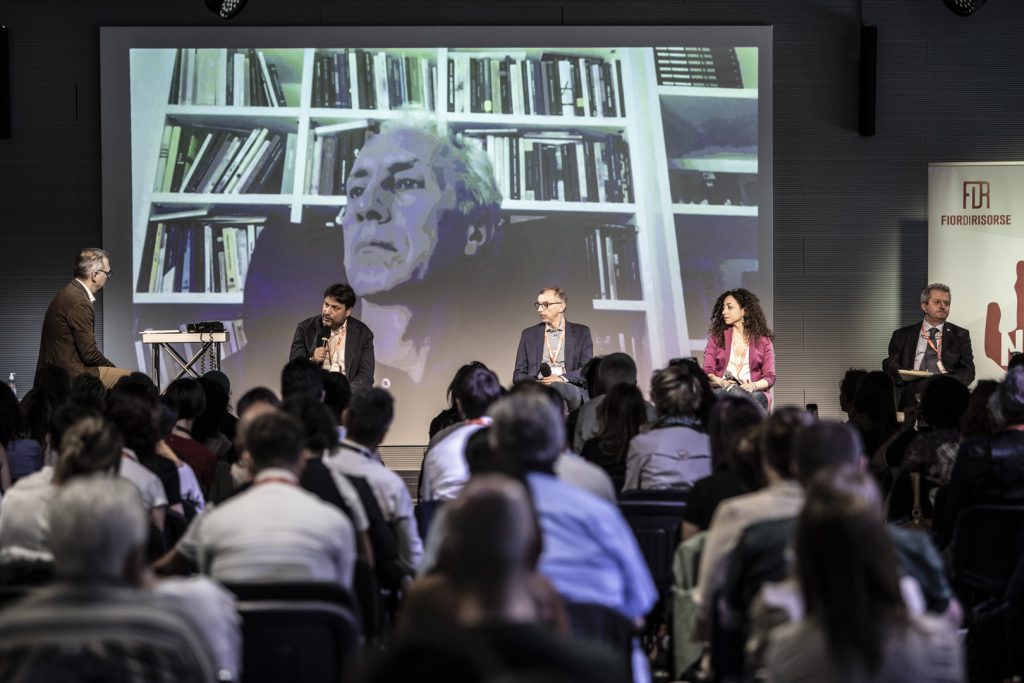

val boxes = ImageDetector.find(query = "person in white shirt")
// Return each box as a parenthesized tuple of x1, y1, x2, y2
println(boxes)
(193, 410, 356, 588)
(325, 388, 423, 576)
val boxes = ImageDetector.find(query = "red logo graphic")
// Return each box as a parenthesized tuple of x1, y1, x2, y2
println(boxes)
(964, 181, 991, 210)
(985, 260, 1024, 369)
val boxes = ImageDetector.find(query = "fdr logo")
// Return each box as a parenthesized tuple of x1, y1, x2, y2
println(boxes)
(963, 181, 990, 210)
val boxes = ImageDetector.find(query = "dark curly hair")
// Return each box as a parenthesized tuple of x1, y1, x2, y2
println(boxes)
(708, 288, 774, 345)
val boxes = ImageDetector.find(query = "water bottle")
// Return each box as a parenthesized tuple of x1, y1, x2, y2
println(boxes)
(7, 372, 15, 399)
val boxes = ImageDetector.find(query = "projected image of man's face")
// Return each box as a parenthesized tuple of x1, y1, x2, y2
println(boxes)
(340, 127, 457, 297)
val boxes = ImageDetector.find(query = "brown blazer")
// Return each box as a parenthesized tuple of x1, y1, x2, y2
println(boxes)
(36, 280, 114, 380)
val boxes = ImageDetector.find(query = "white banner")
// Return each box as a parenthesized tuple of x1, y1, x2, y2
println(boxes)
(929, 162, 1024, 380)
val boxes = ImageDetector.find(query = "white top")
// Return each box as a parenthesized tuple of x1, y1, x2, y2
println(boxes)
(694, 479, 805, 608)
(176, 461, 206, 511)
(553, 451, 618, 504)
(322, 324, 348, 374)
(119, 450, 169, 511)
(318, 451, 370, 533)
(0, 466, 56, 561)
(323, 440, 423, 574)
(194, 468, 356, 588)
(154, 576, 242, 680)
(726, 341, 751, 382)
(419, 418, 491, 502)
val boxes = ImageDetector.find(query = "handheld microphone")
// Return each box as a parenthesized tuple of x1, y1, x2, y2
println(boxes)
(723, 371, 740, 385)
(539, 362, 552, 378)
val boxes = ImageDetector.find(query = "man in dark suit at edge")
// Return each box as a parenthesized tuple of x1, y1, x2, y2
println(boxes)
(883, 282, 975, 409)
(514, 287, 593, 412)
(290, 282, 375, 391)
(36, 248, 131, 388)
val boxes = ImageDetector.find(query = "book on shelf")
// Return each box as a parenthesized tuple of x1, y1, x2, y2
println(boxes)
(460, 129, 633, 204)
(307, 123, 370, 196)
(152, 122, 295, 195)
(669, 168, 758, 206)
(168, 48, 288, 107)
(653, 47, 743, 88)
(136, 215, 266, 294)
(447, 51, 625, 118)
(311, 50, 436, 112)
(584, 223, 642, 301)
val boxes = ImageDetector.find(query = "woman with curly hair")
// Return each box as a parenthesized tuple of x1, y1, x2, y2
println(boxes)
(703, 288, 776, 411)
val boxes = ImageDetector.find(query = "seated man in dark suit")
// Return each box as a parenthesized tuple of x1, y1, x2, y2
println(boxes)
(290, 282, 375, 391)
(514, 287, 593, 412)
(883, 282, 975, 409)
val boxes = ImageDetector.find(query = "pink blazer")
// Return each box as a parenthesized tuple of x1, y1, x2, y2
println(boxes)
(703, 328, 777, 398)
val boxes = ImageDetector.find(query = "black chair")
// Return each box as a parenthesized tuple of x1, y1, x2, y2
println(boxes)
(619, 493, 688, 595)
(564, 601, 636, 683)
(222, 583, 363, 683)
(951, 504, 1024, 597)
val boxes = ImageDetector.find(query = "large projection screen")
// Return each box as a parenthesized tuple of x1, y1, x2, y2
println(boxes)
(101, 27, 773, 445)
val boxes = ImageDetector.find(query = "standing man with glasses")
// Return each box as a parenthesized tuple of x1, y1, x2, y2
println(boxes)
(513, 287, 593, 412)
(883, 282, 975, 409)
(36, 248, 131, 388)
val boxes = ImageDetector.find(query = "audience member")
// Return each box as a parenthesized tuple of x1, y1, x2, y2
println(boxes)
(0, 414, 122, 561)
(623, 363, 712, 491)
(281, 356, 328, 400)
(694, 407, 813, 610)
(155, 397, 205, 518)
(427, 361, 492, 443)
(0, 476, 226, 682)
(163, 378, 218, 493)
(573, 352, 655, 452)
(193, 411, 356, 587)
(69, 372, 107, 405)
(325, 388, 424, 577)
(7, 364, 70, 482)
(580, 383, 649, 492)
(0, 382, 18, 492)
(420, 367, 503, 502)
(839, 368, 868, 421)
(764, 467, 963, 683)
(849, 370, 900, 459)
(935, 366, 1024, 549)
(959, 379, 999, 439)
(191, 372, 235, 460)
(400, 474, 626, 683)
(323, 371, 353, 442)
(682, 393, 766, 538)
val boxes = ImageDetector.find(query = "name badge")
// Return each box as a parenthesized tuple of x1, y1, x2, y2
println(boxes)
(551, 366, 564, 377)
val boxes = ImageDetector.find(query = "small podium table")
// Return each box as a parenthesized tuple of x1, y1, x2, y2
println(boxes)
(140, 331, 228, 388)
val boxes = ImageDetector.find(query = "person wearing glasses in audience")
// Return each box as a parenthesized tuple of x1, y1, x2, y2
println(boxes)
(513, 287, 593, 412)
(36, 248, 131, 388)
(703, 288, 776, 411)
(289, 282, 375, 391)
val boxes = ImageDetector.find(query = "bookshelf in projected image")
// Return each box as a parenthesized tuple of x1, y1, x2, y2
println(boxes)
(133, 45, 763, 367)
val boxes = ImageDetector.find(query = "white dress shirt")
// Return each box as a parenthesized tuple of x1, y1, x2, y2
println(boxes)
(0, 466, 56, 561)
(419, 418, 491, 502)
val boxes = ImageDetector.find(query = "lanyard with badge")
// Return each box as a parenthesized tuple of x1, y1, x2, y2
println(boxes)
(545, 321, 566, 377)
(920, 323, 946, 374)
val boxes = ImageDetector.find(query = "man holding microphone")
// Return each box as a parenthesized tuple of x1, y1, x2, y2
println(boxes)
(290, 283, 376, 391)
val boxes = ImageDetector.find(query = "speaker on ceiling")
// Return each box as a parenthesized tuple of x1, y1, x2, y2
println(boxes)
(0, 26, 10, 139)
(859, 24, 877, 137)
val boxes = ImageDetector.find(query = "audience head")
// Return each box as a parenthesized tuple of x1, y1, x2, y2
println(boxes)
(444, 362, 489, 410)
(235, 398, 279, 466)
(1010, 352, 1024, 372)
(795, 465, 904, 673)
(960, 380, 998, 438)
(245, 411, 307, 471)
(156, 397, 178, 439)
(582, 356, 604, 397)
(322, 372, 353, 422)
(345, 388, 394, 448)
(919, 375, 970, 429)
(454, 367, 502, 420)
(594, 383, 648, 456)
(69, 373, 107, 405)
(851, 371, 898, 432)
(106, 374, 159, 413)
(838, 368, 868, 415)
(50, 476, 148, 584)
(651, 361, 705, 421)
(163, 377, 206, 422)
(994, 366, 1024, 428)
(282, 393, 340, 454)
(281, 357, 327, 400)
(47, 398, 103, 457)
(731, 429, 767, 491)
(106, 390, 159, 465)
(464, 426, 501, 475)
(488, 392, 563, 472)
(707, 393, 765, 471)
(21, 364, 72, 442)
(794, 420, 864, 486)
(192, 374, 231, 443)
(237, 386, 280, 418)
(54, 416, 124, 484)
(437, 474, 541, 604)
(596, 353, 638, 394)
(759, 407, 816, 481)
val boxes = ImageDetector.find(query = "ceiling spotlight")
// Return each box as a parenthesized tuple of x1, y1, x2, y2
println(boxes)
(942, 0, 986, 16)
(205, 0, 249, 20)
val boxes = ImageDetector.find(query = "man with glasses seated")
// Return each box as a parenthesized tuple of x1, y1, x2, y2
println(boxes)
(36, 248, 131, 388)
(513, 287, 593, 412)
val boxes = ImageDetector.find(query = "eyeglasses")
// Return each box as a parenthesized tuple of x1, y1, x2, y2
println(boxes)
(533, 301, 564, 310)
(95, 270, 112, 279)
